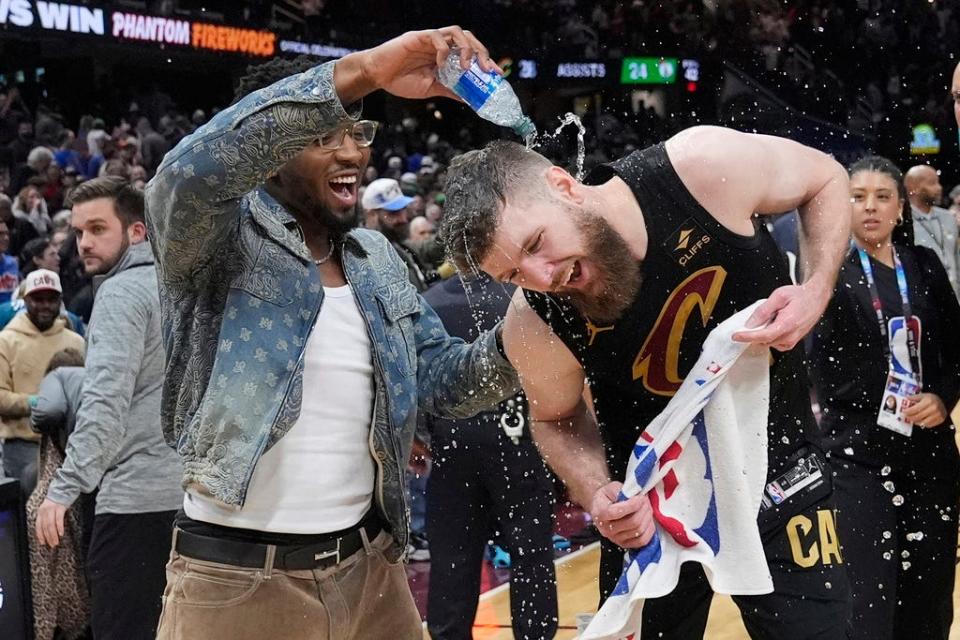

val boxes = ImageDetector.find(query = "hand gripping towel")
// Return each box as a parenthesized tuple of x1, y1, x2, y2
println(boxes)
(582, 300, 774, 640)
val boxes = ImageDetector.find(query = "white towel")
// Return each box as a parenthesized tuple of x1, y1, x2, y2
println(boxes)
(582, 301, 774, 640)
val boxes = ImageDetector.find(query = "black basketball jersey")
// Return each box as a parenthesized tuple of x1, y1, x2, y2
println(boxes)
(525, 143, 820, 485)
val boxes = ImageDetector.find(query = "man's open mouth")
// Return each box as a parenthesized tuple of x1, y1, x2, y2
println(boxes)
(329, 174, 358, 205)
(557, 260, 583, 289)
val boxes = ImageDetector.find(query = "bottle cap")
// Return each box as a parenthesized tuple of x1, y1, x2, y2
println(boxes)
(512, 117, 537, 143)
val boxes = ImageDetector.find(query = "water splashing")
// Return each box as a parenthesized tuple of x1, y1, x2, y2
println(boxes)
(529, 112, 586, 180)
(458, 230, 517, 383)
(553, 113, 586, 181)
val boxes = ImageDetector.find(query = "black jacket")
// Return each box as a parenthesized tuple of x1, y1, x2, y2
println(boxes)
(809, 244, 960, 471)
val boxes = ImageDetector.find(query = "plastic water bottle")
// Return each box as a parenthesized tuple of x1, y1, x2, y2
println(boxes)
(437, 48, 537, 143)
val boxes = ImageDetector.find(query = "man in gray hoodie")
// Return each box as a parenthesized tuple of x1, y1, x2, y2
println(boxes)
(35, 176, 183, 640)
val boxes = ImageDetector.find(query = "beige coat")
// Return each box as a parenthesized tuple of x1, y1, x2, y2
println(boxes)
(0, 313, 84, 441)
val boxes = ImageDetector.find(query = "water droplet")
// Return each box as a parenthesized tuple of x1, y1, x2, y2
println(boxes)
(880, 465, 891, 476)
(892, 495, 904, 506)
(883, 481, 895, 493)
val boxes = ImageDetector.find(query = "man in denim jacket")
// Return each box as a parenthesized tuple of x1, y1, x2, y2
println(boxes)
(145, 28, 518, 640)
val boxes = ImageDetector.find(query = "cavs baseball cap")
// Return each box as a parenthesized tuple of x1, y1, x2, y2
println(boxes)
(361, 178, 413, 212)
(23, 269, 62, 297)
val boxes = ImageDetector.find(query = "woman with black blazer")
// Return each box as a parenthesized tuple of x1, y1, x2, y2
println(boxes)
(809, 156, 960, 640)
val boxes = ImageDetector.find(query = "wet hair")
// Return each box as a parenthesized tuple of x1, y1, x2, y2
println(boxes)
(438, 140, 554, 273)
(45, 347, 84, 375)
(233, 55, 318, 105)
(68, 176, 144, 229)
(848, 155, 913, 246)
(20, 237, 52, 275)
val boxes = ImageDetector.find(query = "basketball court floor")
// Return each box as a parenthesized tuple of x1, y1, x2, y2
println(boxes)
(417, 540, 960, 639)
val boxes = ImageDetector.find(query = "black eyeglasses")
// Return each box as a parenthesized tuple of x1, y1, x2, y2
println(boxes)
(315, 120, 378, 150)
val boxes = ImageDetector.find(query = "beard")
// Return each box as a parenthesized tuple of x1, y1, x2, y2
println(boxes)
(287, 192, 357, 242)
(280, 172, 358, 241)
(560, 210, 641, 324)
(299, 201, 357, 240)
(924, 192, 942, 208)
(30, 313, 57, 332)
(87, 232, 130, 276)
(380, 222, 409, 246)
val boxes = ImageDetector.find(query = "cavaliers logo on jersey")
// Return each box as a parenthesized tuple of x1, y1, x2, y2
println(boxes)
(632, 266, 727, 396)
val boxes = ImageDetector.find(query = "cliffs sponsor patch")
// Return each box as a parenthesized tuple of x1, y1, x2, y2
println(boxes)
(665, 218, 712, 267)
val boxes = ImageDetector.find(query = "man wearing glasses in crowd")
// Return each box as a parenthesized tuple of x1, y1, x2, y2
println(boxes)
(145, 28, 518, 640)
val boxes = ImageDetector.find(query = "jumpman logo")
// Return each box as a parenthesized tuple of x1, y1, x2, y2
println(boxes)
(586, 319, 615, 346)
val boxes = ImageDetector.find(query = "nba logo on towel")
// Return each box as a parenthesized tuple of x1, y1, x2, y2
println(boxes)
(650, 412, 720, 553)
(630, 412, 719, 552)
(614, 412, 720, 596)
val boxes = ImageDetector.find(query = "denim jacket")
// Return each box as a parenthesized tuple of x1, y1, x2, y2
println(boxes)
(144, 62, 518, 556)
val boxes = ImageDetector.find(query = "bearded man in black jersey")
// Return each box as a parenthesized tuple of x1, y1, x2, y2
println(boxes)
(440, 126, 852, 639)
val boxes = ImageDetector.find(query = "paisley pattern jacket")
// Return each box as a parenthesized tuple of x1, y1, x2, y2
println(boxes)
(145, 61, 518, 555)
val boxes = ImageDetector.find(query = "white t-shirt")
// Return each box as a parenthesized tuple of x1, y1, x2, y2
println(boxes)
(185, 285, 376, 533)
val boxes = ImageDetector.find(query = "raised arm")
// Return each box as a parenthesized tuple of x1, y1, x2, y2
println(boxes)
(666, 126, 851, 350)
(146, 26, 499, 285)
(503, 290, 654, 548)
(144, 62, 356, 283)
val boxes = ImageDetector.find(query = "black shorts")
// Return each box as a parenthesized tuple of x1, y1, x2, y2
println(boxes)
(598, 495, 851, 640)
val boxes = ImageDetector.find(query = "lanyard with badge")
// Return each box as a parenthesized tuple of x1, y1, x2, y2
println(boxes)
(857, 247, 921, 436)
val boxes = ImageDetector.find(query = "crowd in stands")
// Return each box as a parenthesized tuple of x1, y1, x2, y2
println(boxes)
(0, 85, 213, 326)
(299, 0, 959, 155)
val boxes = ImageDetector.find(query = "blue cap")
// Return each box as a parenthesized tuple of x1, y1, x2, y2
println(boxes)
(362, 178, 414, 212)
